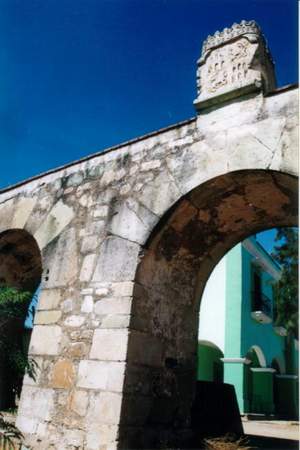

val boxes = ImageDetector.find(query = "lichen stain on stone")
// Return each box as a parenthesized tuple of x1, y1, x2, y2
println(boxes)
(156, 227, 182, 261)
(244, 181, 290, 215)
(216, 194, 258, 233)
(170, 200, 198, 232)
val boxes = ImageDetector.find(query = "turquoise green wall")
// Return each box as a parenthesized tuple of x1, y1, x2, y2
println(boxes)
(240, 243, 285, 368)
(223, 244, 245, 411)
(198, 236, 298, 418)
(224, 244, 243, 358)
(223, 237, 298, 415)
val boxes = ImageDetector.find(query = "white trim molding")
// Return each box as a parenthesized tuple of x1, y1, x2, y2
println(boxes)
(275, 374, 298, 379)
(221, 357, 251, 364)
(242, 238, 281, 280)
(251, 310, 272, 324)
(273, 326, 287, 336)
(250, 368, 276, 373)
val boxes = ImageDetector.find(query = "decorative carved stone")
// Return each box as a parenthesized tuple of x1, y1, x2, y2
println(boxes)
(194, 20, 276, 111)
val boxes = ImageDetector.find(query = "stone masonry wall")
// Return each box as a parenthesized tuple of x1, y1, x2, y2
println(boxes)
(0, 86, 293, 448)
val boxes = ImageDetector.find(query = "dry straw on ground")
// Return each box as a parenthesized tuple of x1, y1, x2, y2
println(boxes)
(203, 435, 253, 450)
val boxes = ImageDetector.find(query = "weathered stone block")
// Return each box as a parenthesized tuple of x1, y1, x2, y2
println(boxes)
(141, 160, 161, 171)
(81, 295, 94, 313)
(29, 325, 62, 355)
(106, 362, 126, 392)
(110, 281, 134, 297)
(100, 314, 131, 329)
(37, 289, 62, 310)
(109, 198, 157, 244)
(68, 342, 87, 358)
(93, 205, 109, 218)
(81, 235, 99, 253)
(87, 392, 122, 425)
(80, 254, 96, 282)
(34, 200, 75, 249)
(81, 288, 94, 294)
(0, 198, 15, 233)
(61, 298, 74, 313)
(15, 415, 39, 434)
(70, 390, 89, 416)
(94, 297, 131, 316)
(12, 197, 37, 228)
(64, 315, 86, 327)
(79, 193, 93, 207)
(98, 392, 123, 425)
(43, 227, 79, 288)
(95, 287, 109, 297)
(66, 172, 84, 186)
(64, 428, 85, 447)
(17, 386, 55, 425)
(90, 329, 128, 361)
(77, 360, 108, 389)
(34, 310, 62, 324)
(86, 425, 118, 449)
(50, 359, 75, 389)
(138, 171, 181, 217)
(92, 236, 140, 282)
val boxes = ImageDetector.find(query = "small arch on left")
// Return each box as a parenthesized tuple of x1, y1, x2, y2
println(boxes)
(0, 228, 42, 411)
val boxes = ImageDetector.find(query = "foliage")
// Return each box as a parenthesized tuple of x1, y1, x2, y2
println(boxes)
(0, 287, 37, 449)
(0, 288, 38, 405)
(0, 413, 23, 449)
(272, 228, 298, 338)
(0, 288, 32, 320)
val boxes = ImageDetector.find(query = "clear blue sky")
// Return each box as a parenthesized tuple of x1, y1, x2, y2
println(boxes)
(0, 0, 297, 252)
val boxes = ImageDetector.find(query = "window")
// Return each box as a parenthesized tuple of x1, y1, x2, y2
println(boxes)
(251, 266, 272, 318)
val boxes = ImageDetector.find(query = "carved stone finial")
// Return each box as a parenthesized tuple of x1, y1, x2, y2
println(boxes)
(194, 20, 276, 112)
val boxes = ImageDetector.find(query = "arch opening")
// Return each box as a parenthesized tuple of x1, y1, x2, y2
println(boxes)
(248, 346, 267, 368)
(118, 169, 297, 449)
(0, 229, 42, 411)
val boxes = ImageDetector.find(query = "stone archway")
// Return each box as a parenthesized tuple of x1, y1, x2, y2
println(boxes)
(0, 229, 42, 410)
(0, 228, 42, 292)
(118, 169, 297, 449)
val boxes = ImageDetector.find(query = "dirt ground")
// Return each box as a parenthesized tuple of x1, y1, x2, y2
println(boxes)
(242, 418, 299, 441)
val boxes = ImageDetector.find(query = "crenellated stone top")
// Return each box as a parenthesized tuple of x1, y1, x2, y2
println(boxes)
(194, 20, 276, 112)
(201, 20, 268, 61)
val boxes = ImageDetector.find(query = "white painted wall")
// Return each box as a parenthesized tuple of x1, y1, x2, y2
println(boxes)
(198, 256, 226, 352)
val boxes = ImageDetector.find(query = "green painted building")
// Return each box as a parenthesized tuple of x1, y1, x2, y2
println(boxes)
(198, 236, 298, 418)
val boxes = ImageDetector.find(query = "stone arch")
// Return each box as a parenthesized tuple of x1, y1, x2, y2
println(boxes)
(0, 228, 42, 291)
(0, 228, 42, 410)
(118, 169, 297, 449)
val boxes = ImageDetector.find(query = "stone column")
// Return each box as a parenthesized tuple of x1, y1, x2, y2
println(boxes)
(222, 357, 251, 413)
(274, 374, 298, 418)
(250, 368, 276, 414)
